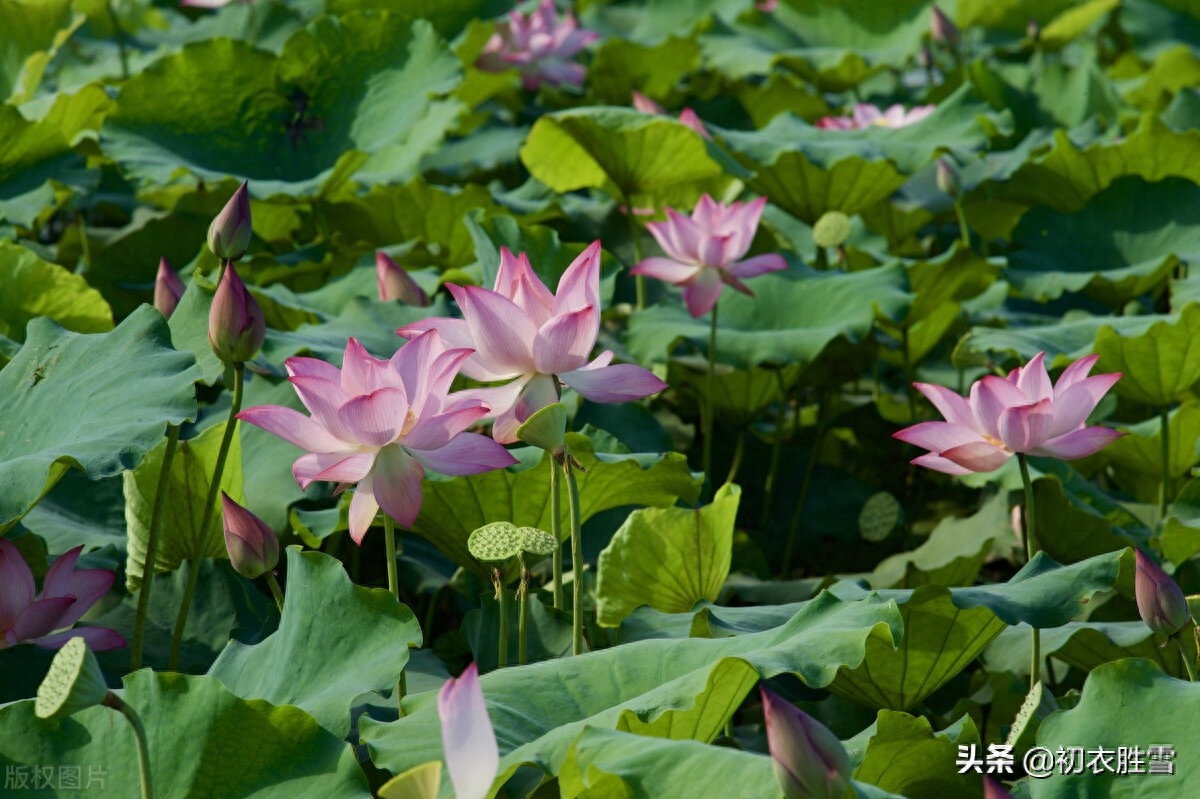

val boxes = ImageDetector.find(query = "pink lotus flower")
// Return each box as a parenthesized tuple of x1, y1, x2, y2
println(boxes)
(761, 686, 851, 799)
(238, 331, 517, 543)
(477, 0, 599, 91)
(894, 352, 1123, 474)
(376, 252, 430, 306)
(398, 242, 667, 444)
(631, 194, 787, 318)
(0, 540, 123, 651)
(631, 91, 711, 139)
(438, 663, 499, 799)
(815, 103, 935, 130)
(154, 257, 185, 319)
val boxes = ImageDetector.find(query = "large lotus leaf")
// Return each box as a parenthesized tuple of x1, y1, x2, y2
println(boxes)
(984, 620, 1196, 681)
(901, 244, 1000, 326)
(1094, 302, 1200, 405)
(239, 374, 320, 532)
(589, 35, 701, 104)
(0, 307, 200, 532)
(327, 0, 509, 38)
(854, 712, 983, 799)
(1008, 176, 1200, 305)
(626, 263, 910, 369)
(1031, 660, 1200, 797)
(209, 548, 421, 737)
(1101, 402, 1200, 505)
(412, 432, 701, 576)
(735, 70, 831, 128)
(0, 671, 370, 799)
(123, 420, 245, 591)
(1161, 478, 1200, 565)
(18, 471, 125, 554)
(667, 358, 801, 427)
(167, 277, 226, 387)
(958, 0, 1092, 32)
(0, 239, 112, 345)
(1124, 44, 1200, 112)
(361, 591, 904, 794)
(1032, 475, 1135, 564)
(595, 483, 739, 627)
(963, 313, 1167, 367)
(0, 0, 80, 103)
(581, 0, 751, 45)
(102, 15, 461, 194)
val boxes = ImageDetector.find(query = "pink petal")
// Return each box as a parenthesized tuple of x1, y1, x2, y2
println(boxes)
(698, 233, 736, 269)
(238, 405, 348, 453)
(33, 626, 125, 651)
(399, 317, 516, 383)
(1047, 374, 1121, 438)
(970, 377, 1027, 442)
(1032, 426, 1125, 460)
(491, 374, 560, 444)
(371, 445, 426, 528)
(678, 108, 710, 138)
(341, 338, 388, 396)
(0, 539, 35, 632)
(348, 473, 379, 545)
(391, 330, 475, 416)
(914, 383, 975, 427)
(534, 306, 597, 374)
(631, 257, 701, 285)
(683, 269, 724, 318)
(40, 546, 82, 597)
(940, 440, 1013, 472)
(451, 285, 538, 375)
(553, 241, 602, 318)
(454, 381, 528, 428)
(691, 194, 721, 229)
(293, 452, 376, 490)
(560, 352, 667, 403)
(337, 387, 410, 448)
(647, 209, 703, 263)
(1054, 354, 1101, 394)
(1015, 352, 1052, 401)
(911, 453, 975, 475)
(497, 248, 555, 325)
(285, 355, 342, 383)
(41, 572, 114, 630)
(14, 596, 76, 641)
(997, 398, 1055, 452)
(892, 421, 986, 453)
(632, 91, 664, 114)
(406, 433, 518, 477)
(289, 376, 355, 441)
(439, 663, 499, 799)
(403, 403, 492, 451)
(726, 253, 787, 280)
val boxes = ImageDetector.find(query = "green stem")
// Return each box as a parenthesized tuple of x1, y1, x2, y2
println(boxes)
(265, 572, 285, 613)
(624, 192, 646, 310)
(496, 570, 510, 669)
(1018, 453, 1040, 690)
(724, 428, 746, 487)
(953, 201, 971, 250)
(703, 304, 719, 501)
(901, 327, 916, 422)
(565, 457, 585, 656)
(518, 566, 529, 666)
(551, 457, 564, 610)
(814, 246, 829, 270)
(384, 514, 399, 599)
(1175, 634, 1198, 681)
(132, 423, 180, 670)
(1161, 407, 1172, 522)
(780, 395, 824, 578)
(168, 363, 244, 671)
(106, 0, 130, 81)
(758, 380, 790, 530)
(105, 694, 153, 799)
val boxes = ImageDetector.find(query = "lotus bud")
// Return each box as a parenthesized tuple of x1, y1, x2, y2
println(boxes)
(208, 263, 265, 364)
(207, 181, 252, 261)
(761, 686, 851, 799)
(221, 493, 279, 579)
(154, 257, 186, 319)
(1135, 549, 1191, 636)
(936, 157, 961, 198)
(631, 90, 664, 115)
(930, 5, 960, 47)
(376, 252, 430, 306)
(35, 637, 111, 720)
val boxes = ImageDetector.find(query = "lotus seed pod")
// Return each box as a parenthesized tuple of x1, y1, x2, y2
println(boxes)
(858, 492, 902, 542)
(468, 522, 523, 563)
(35, 637, 111, 720)
(518, 526, 558, 557)
(812, 211, 851, 249)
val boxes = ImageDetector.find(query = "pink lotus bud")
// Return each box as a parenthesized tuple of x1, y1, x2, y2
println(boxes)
(984, 777, 1016, 799)
(221, 492, 279, 579)
(1135, 549, 1191, 636)
(632, 91, 664, 115)
(207, 181, 252, 261)
(762, 686, 850, 799)
(376, 252, 430, 306)
(154, 257, 186, 319)
(936, 157, 960, 198)
(930, 5, 960, 46)
(208, 262, 265, 364)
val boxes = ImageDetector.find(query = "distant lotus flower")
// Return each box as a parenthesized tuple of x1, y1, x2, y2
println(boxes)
(0, 540, 123, 651)
(154, 257, 185, 319)
(207, 181, 252, 261)
(930, 4, 960, 46)
(1135, 549, 1191, 636)
(631, 91, 711, 139)
(438, 663, 499, 799)
(632, 194, 787, 318)
(221, 493, 280, 579)
(398, 243, 667, 444)
(761, 686, 851, 799)
(181, 0, 247, 10)
(238, 331, 517, 543)
(208, 262, 265, 364)
(376, 252, 430, 306)
(477, 0, 599, 91)
(815, 103, 935, 130)
(894, 352, 1122, 474)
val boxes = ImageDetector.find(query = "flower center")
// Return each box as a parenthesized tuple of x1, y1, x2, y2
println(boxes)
(982, 433, 1009, 450)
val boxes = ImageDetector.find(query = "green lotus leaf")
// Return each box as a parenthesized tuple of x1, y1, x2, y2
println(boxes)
(0, 240, 111, 348)
(958, 0, 1088, 32)
(167, 277, 226, 387)
(463, 591, 573, 672)
(596, 483, 740, 627)
(1031, 475, 1136, 564)
(18, 471, 125, 553)
(1124, 44, 1200, 112)
(853, 711, 983, 798)
(667, 358, 801, 427)
(736, 70, 831, 128)
(239, 374, 320, 532)
(0, 0, 80, 103)
(326, 0, 509, 39)
(985, 620, 1196, 682)
(1101, 401, 1200, 504)
(0, 307, 200, 532)
(1094, 302, 1200, 405)
(1161, 478, 1200, 565)
(209, 548, 421, 737)
(963, 313, 1167, 367)
(588, 35, 701, 104)
(582, 0, 750, 44)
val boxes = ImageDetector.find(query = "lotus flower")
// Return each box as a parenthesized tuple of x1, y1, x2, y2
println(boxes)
(477, 0, 599, 90)
(221, 493, 279, 579)
(398, 242, 667, 444)
(815, 103, 935, 130)
(631, 194, 788, 318)
(208, 262, 265, 364)
(438, 663, 499, 799)
(0, 540, 123, 651)
(631, 91, 711, 139)
(238, 331, 518, 543)
(894, 352, 1122, 474)
(1135, 549, 1191, 636)
(761, 686, 851, 799)
(154, 257, 185, 319)
(376, 252, 430, 306)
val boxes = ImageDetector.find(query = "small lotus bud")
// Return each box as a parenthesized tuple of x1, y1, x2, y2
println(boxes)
(154, 257, 186, 319)
(631, 91, 664, 115)
(35, 637, 111, 720)
(678, 108, 712, 139)
(930, 5, 960, 47)
(1135, 549, 1191, 636)
(207, 181, 252, 261)
(812, 211, 852, 250)
(208, 263, 265, 364)
(936, 157, 961, 198)
(376, 252, 430, 306)
(221, 492, 279, 579)
(762, 686, 851, 799)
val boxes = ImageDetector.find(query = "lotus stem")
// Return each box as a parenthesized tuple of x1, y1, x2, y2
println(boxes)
(103, 693, 153, 799)
(132, 423, 180, 670)
(781, 394, 824, 578)
(623, 191, 646, 310)
(565, 456, 585, 656)
(901, 327, 917, 422)
(953, 201, 971, 250)
(169, 363, 244, 671)
(759, 378, 790, 530)
(496, 569, 510, 669)
(1018, 453, 1041, 691)
(551, 458, 564, 610)
(518, 564, 529, 666)
(384, 514, 399, 599)
(724, 428, 746, 487)
(1174, 633, 1198, 682)
(703, 304, 719, 501)
(265, 572, 285, 613)
(1161, 407, 1171, 522)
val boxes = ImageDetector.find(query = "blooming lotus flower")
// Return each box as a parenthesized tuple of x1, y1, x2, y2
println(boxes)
(438, 663, 499, 799)
(398, 242, 667, 444)
(154, 257, 185, 319)
(631, 194, 788, 318)
(894, 352, 1122, 474)
(221, 493, 279, 579)
(0, 540, 123, 651)
(815, 103, 935, 130)
(1135, 549, 1191, 636)
(238, 331, 517, 543)
(761, 686, 851, 799)
(477, 0, 599, 90)
(208, 181, 252, 261)
(376, 252, 430, 306)
(631, 91, 711, 139)
(208, 262, 265, 364)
